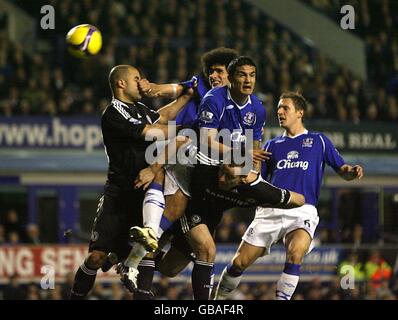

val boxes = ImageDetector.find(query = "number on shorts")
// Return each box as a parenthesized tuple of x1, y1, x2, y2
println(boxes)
(304, 219, 310, 228)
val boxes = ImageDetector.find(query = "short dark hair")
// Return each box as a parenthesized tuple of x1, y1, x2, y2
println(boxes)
(201, 47, 239, 78)
(108, 65, 142, 95)
(279, 92, 307, 112)
(227, 56, 257, 76)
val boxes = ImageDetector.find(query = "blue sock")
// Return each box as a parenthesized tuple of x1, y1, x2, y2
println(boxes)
(283, 262, 301, 276)
(159, 215, 173, 234)
(275, 263, 301, 300)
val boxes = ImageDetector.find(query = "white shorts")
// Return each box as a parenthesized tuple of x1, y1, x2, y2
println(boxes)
(153, 140, 193, 197)
(242, 205, 319, 255)
(164, 164, 193, 197)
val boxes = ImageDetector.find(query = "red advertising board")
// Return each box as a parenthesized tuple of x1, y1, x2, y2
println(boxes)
(0, 245, 117, 283)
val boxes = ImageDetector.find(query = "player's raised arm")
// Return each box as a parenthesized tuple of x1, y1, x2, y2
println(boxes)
(138, 76, 198, 99)
(138, 80, 183, 99)
(156, 88, 195, 124)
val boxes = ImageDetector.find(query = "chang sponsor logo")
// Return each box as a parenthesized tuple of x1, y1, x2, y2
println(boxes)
(277, 151, 309, 170)
(277, 159, 309, 170)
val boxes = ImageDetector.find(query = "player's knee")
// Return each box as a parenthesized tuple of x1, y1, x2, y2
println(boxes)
(158, 264, 179, 278)
(86, 251, 107, 269)
(164, 204, 185, 222)
(164, 192, 188, 222)
(194, 240, 216, 262)
(154, 168, 165, 185)
(286, 247, 306, 264)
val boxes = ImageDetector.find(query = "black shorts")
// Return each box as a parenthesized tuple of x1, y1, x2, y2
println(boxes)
(88, 184, 145, 261)
(180, 165, 243, 233)
(166, 165, 228, 258)
(169, 203, 223, 259)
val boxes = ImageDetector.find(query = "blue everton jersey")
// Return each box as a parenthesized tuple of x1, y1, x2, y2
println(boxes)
(262, 130, 345, 206)
(175, 74, 209, 126)
(198, 86, 266, 144)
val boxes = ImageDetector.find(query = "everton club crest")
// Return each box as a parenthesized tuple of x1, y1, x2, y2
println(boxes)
(243, 112, 256, 126)
(302, 137, 314, 148)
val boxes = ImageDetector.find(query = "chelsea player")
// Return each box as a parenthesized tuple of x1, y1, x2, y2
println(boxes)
(214, 92, 364, 300)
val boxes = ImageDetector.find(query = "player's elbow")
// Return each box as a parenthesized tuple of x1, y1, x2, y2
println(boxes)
(194, 240, 217, 262)
(157, 264, 180, 278)
(156, 113, 169, 124)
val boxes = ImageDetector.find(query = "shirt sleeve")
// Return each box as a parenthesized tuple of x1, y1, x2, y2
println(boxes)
(146, 108, 161, 124)
(253, 102, 266, 141)
(320, 133, 345, 172)
(197, 95, 221, 129)
(102, 108, 147, 141)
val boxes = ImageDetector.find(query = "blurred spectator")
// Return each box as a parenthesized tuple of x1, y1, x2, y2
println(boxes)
(3, 275, 26, 300)
(165, 285, 181, 300)
(338, 251, 366, 283)
(110, 282, 125, 300)
(25, 223, 41, 244)
(352, 224, 364, 247)
(25, 282, 41, 300)
(0, 224, 5, 244)
(0, 0, 394, 122)
(366, 102, 379, 121)
(7, 231, 20, 244)
(3, 209, 24, 239)
(377, 279, 394, 299)
(234, 222, 249, 241)
(48, 284, 63, 300)
(88, 283, 107, 300)
(154, 276, 170, 299)
(313, 227, 330, 246)
(215, 224, 233, 243)
(304, 277, 328, 300)
(363, 282, 378, 300)
(342, 287, 363, 300)
(365, 250, 392, 289)
(178, 282, 194, 300)
(292, 292, 305, 300)
(323, 276, 343, 300)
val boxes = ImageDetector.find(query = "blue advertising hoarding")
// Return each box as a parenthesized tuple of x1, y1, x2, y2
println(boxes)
(169, 245, 342, 282)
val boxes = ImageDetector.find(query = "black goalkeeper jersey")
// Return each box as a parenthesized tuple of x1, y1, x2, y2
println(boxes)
(101, 98, 160, 189)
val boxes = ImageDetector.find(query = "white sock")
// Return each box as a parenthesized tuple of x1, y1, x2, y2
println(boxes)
(142, 183, 165, 237)
(214, 266, 242, 300)
(124, 242, 148, 269)
(275, 272, 299, 300)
